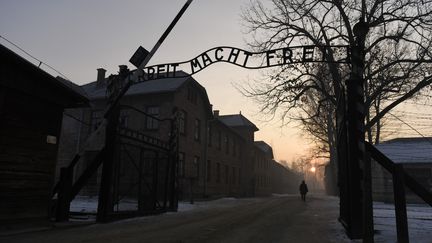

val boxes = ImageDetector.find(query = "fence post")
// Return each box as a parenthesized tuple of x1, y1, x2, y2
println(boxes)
(393, 164, 409, 242)
(56, 167, 72, 221)
(363, 152, 374, 242)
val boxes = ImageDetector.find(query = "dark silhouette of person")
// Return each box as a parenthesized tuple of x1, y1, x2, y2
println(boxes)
(299, 180, 309, 202)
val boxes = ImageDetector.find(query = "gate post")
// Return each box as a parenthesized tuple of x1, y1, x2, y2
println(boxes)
(97, 105, 119, 222)
(97, 66, 126, 222)
(343, 20, 373, 240)
(55, 167, 72, 221)
(393, 164, 409, 242)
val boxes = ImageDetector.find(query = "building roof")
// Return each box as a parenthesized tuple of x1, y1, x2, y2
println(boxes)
(81, 70, 213, 116)
(254, 141, 274, 158)
(0, 44, 88, 108)
(375, 137, 432, 164)
(218, 114, 259, 131)
(56, 76, 89, 98)
(82, 71, 191, 99)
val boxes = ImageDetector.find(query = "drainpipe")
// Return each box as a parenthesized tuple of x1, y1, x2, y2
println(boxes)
(203, 119, 208, 197)
(202, 109, 212, 197)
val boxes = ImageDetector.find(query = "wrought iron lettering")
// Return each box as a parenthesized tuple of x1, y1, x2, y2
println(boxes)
(136, 45, 349, 82)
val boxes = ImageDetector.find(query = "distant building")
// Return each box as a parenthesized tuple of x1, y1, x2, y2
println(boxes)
(0, 44, 88, 230)
(205, 113, 246, 197)
(218, 113, 259, 196)
(372, 137, 432, 203)
(270, 160, 300, 194)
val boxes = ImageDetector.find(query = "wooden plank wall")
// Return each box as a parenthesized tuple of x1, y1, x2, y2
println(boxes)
(0, 88, 62, 229)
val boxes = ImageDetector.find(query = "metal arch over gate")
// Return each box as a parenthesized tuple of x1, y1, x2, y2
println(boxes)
(130, 45, 350, 82)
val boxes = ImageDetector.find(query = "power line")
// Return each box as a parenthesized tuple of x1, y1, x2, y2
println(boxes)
(64, 112, 91, 127)
(387, 112, 432, 145)
(404, 101, 432, 107)
(0, 34, 71, 80)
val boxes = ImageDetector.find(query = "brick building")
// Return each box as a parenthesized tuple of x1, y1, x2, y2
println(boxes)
(253, 141, 274, 196)
(57, 67, 298, 202)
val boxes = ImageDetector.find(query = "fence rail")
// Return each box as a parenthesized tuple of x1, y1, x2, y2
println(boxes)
(365, 141, 432, 242)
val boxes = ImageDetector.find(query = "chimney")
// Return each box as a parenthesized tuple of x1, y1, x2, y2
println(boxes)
(213, 110, 219, 117)
(118, 65, 130, 79)
(96, 68, 106, 87)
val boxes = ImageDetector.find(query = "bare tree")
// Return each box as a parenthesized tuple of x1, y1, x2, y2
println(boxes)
(289, 153, 314, 176)
(242, 0, 432, 138)
(241, 0, 432, 194)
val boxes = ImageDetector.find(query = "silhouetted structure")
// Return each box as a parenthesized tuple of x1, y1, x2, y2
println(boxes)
(0, 44, 88, 230)
(372, 137, 432, 203)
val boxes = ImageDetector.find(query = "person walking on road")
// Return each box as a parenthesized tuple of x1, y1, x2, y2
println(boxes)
(299, 180, 308, 202)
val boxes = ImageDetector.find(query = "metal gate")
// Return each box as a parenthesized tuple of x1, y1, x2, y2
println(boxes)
(54, 104, 178, 222)
(102, 105, 178, 220)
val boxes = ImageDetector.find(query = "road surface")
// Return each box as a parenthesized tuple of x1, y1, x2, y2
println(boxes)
(2, 194, 352, 243)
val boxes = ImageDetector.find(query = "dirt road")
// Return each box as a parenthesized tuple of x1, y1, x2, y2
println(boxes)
(2, 195, 352, 243)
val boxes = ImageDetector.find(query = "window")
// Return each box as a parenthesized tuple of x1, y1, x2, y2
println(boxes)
(232, 140, 236, 156)
(232, 167, 236, 184)
(187, 85, 197, 104)
(207, 160, 211, 182)
(194, 119, 201, 141)
(207, 126, 212, 147)
(224, 135, 229, 154)
(179, 110, 186, 135)
(216, 163, 221, 183)
(193, 156, 200, 178)
(91, 110, 103, 131)
(119, 110, 129, 128)
(178, 152, 185, 177)
(120, 115, 128, 128)
(238, 168, 241, 185)
(146, 106, 159, 130)
(225, 165, 229, 184)
(217, 130, 222, 150)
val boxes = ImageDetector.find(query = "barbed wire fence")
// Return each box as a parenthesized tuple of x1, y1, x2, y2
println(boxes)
(0, 34, 72, 81)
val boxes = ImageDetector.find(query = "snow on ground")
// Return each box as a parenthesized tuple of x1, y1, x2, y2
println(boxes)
(70, 196, 271, 215)
(70, 196, 99, 213)
(70, 195, 432, 242)
(70, 196, 139, 213)
(373, 202, 432, 242)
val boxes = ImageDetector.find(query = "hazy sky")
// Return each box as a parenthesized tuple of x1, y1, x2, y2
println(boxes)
(0, 0, 312, 162)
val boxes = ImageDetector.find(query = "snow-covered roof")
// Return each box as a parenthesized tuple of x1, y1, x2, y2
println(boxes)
(218, 114, 259, 131)
(375, 137, 432, 164)
(254, 141, 274, 158)
(82, 71, 190, 99)
(56, 76, 88, 99)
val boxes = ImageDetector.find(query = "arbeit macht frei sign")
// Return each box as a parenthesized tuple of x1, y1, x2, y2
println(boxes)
(130, 45, 349, 82)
